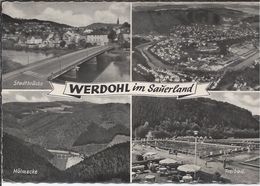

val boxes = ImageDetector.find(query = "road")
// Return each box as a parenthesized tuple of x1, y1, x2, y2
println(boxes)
(227, 51, 259, 71)
(3, 45, 113, 89)
(136, 42, 177, 70)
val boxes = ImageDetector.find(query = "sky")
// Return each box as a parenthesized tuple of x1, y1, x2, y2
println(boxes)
(2, 90, 130, 104)
(209, 92, 260, 116)
(2, 2, 130, 27)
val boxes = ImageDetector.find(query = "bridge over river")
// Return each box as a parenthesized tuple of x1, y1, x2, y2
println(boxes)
(3, 45, 113, 89)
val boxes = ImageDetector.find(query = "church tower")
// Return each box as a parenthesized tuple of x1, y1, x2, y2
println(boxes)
(117, 18, 120, 25)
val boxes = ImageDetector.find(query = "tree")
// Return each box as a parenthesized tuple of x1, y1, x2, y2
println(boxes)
(136, 154, 143, 161)
(135, 123, 149, 138)
(191, 122, 200, 131)
(86, 42, 93, 48)
(68, 43, 76, 49)
(152, 130, 171, 138)
(121, 22, 130, 28)
(121, 41, 130, 49)
(60, 40, 66, 48)
(79, 39, 87, 48)
(108, 30, 117, 42)
(213, 172, 221, 182)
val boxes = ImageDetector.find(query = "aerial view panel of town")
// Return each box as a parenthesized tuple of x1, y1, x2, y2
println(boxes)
(132, 2, 259, 91)
(2, 2, 130, 89)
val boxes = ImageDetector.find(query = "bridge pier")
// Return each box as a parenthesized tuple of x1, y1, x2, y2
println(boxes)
(96, 53, 110, 71)
(60, 66, 80, 80)
(54, 50, 112, 83)
(79, 53, 110, 72)
(79, 57, 97, 70)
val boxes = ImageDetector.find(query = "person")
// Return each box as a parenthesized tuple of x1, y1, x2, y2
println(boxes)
(223, 158, 227, 169)
(205, 160, 208, 168)
(148, 161, 152, 169)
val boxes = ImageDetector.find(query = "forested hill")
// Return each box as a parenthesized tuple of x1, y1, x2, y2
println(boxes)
(133, 97, 259, 139)
(3, 101, 130, 150)
(3, 133, 65, 182)
(66, 142, 130, 183)
(133, 7, 245, 34)
(2, 13, 71, 28)
(84, 23, 120, 30)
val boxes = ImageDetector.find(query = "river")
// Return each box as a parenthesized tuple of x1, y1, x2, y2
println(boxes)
(2, 50, 54, 66)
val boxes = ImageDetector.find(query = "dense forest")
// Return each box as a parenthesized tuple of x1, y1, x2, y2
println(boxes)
(3, 133, 66, 182)
(133, 97, 259, 139)
(73, 123, 129, 146)
(66, 142, 130, 183)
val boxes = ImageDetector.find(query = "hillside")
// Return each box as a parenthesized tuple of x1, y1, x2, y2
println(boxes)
(133, 7, 246, 34)
(132, 97, 259, 139)
(66, 142, 130, 182)
(107, 135, 130, 148)
(73, 123, 129, 146)
(3, 133, 65, 182)
(3, 101, 130, 151)
(253, 115, 260, 122)
(84, 23, 120, 30)
(2, 13, 71, 28)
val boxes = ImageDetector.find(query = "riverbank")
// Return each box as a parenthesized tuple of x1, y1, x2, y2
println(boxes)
(2, 56, 23, 74)
(3, 46, 82, 55)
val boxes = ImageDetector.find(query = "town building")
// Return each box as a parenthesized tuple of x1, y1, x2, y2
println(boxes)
(86, 30, 109, 46)
(26, 36, 43, 48)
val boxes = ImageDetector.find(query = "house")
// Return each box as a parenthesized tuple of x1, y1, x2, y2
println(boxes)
(63, 31, 76, 45)
(2, 34, 19, 42)
(118, 30, 130, 43)
(26, 36, 42, 45)
(84, 29, 93, 34)
(52, 33, 62, 47)
(26, 36, 43, 48)
(17, 36, 27, 47)
(86, 30, 109, 46)
(74, 33, 81, 44)
(63, 31, 82, 45)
